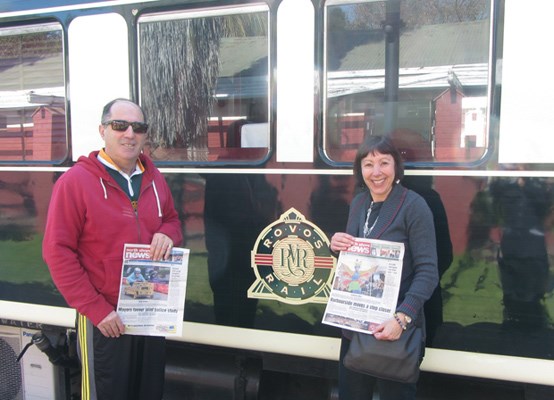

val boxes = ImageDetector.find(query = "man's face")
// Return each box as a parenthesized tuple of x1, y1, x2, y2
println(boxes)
(99, 101, 147, 173)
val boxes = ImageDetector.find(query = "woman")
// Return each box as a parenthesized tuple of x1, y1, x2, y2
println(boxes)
(330, 136, 439, 400)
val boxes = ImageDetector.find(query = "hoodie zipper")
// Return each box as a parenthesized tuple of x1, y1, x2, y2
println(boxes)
(102, 178, 144, 242)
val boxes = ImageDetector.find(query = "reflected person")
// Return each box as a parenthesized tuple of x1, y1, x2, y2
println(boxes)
(204, 173, 277, 328)
(490, 173, 551, 329)
(403, 176, 453, 346)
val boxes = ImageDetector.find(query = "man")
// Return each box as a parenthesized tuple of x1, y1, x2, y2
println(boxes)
(127, 267, 146, 286)
(43, 98, 182, 400)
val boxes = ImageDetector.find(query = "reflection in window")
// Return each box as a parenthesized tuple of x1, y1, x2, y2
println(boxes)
(138, 7, 270, 163)
(0, 23, 66, 163)
(324, 0, 490, 163)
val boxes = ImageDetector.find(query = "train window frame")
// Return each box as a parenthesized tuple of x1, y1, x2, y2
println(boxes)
(68, 12, 130, 162)
(137, 4, 271, 166)
(0, 21, 68, 165)
(320, 0, 495, 168)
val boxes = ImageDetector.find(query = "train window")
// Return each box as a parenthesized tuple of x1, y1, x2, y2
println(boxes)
(323, 0, 491, 164)
(138, 6, 270, 163)
(0, 22, 66, 163)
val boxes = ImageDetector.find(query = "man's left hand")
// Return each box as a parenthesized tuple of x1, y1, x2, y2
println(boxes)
(150, 233, 173, 260)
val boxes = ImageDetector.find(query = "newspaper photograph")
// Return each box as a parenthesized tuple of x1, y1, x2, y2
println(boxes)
(116, 243, 190, 337)
(322, 237, 404, 334)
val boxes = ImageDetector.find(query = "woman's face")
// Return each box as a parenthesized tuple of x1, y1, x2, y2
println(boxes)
(361, 151, 396, 202)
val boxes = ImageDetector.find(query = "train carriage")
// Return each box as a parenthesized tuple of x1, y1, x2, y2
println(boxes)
(1, 0, 554, 398)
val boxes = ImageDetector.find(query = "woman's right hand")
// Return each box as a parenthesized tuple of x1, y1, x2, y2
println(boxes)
(330, 232, 356, 253)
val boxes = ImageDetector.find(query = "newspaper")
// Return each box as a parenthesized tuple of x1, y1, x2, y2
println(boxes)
(116, 243, 190, 337)
(322, 237, 404, 334)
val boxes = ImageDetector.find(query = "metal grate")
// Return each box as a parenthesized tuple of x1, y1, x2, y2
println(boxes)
(0, 336, 23, 400)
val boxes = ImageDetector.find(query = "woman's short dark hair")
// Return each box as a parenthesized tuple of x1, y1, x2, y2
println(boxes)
(353, 136, 404, 188)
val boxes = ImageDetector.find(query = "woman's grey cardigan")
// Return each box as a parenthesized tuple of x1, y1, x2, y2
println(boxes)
(345, 183, 439, 324)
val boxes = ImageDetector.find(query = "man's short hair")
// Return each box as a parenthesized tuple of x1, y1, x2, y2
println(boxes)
(101, 98, 146, 124)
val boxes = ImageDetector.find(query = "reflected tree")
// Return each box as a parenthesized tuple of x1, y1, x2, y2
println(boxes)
(139, 13, 267, 160)
(140, 18, 222, 160)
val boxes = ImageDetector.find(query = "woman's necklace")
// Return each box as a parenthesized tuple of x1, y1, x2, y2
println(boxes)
(363, 201, 379, 238)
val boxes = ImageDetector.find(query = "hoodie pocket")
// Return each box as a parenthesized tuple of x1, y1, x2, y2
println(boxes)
(98, 256, 124, 299)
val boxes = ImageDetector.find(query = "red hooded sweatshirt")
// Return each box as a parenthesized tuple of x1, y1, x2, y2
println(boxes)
(43, 151, 182, 326)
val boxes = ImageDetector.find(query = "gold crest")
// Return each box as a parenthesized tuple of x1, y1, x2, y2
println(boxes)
(248, 208, 336, 304)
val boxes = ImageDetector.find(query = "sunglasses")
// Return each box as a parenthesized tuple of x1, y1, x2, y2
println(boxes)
(103, 120, 148, 134)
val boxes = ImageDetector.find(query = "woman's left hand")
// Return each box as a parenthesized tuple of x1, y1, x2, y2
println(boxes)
(372, 318, 403, 341)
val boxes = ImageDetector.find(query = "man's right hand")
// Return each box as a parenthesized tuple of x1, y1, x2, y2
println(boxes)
(97, 311, 125, 338)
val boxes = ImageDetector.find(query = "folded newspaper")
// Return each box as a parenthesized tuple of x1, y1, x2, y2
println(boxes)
(322, 237, 404, 334)
(117, 243, 190, 337)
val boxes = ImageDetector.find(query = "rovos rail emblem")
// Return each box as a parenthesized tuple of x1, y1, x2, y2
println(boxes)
(248, 208, 336, 304)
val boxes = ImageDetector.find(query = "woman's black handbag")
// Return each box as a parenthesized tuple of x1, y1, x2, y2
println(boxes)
(343, 323, 424, 383)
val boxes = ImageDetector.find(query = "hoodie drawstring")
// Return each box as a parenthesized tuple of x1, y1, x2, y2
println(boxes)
(99, 178, 108, 199)
(100, 176, 162, 218)
(152, 181, 162, 218)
